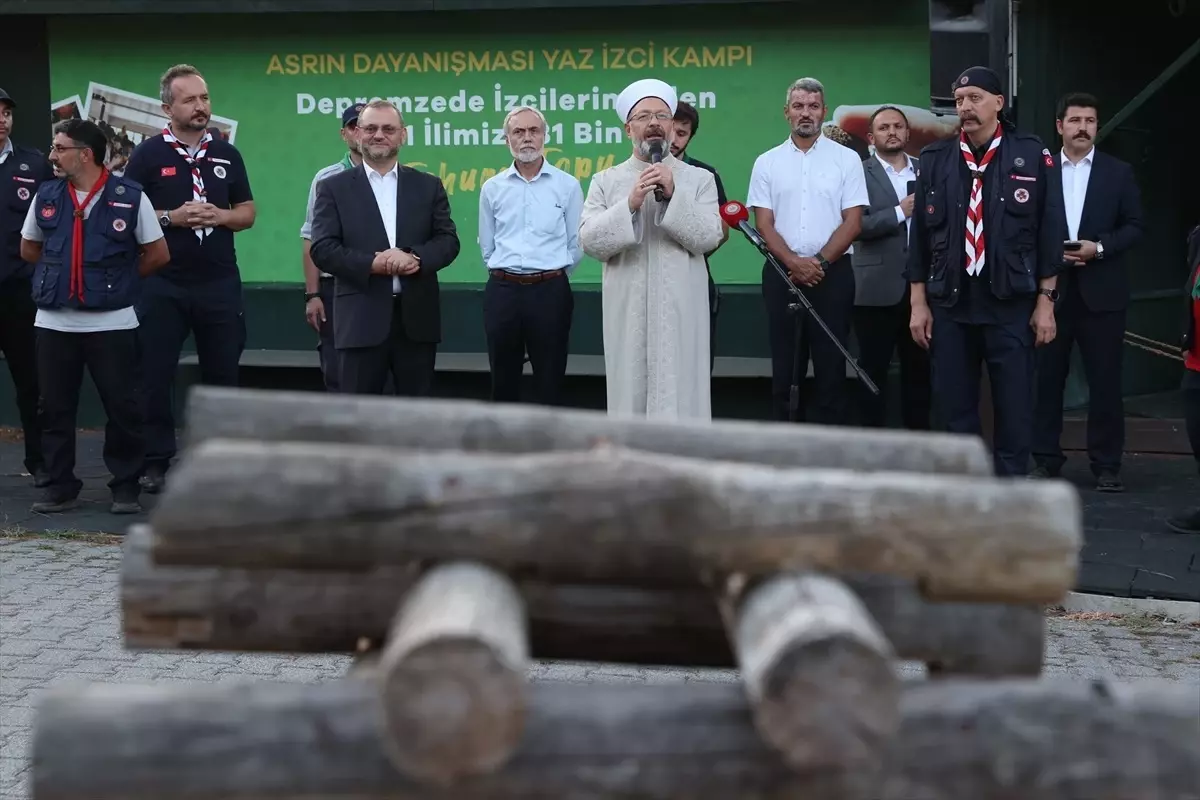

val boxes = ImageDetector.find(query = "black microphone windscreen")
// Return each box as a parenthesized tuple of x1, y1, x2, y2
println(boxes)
(648, 141, 664, 162)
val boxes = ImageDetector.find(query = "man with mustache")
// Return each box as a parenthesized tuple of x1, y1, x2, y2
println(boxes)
(906, 66, 1065, 477)
(300, 103, 365, 392)
(478, 105, 583, 406)
(18, 120, 169, 514)
(850, 105, 931, 430)
(580, 78, 723, 420)
(0, 87, 53, 488)
(1031, 93, 1144, 491)
(122, 64, 256, 494)
(670, 100, 729, 374)
(310, 100, 461, 396)
(748, 76, 869, 425)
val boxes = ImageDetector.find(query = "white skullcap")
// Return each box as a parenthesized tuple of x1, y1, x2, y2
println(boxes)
(615, 79, 677, 122)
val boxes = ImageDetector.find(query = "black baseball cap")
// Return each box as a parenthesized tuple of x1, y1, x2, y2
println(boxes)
(341, 103, 365, 128)
(0, 87, 15, 109)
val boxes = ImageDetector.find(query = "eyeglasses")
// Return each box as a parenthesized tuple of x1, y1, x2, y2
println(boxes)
(48, 144, 88, 153)
(629, 112, 672, 124)
(358, 125, 401, 136)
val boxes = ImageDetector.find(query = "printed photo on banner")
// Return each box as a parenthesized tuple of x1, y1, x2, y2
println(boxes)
(50, 96, 84, 129)
(80, 82, 239, 174)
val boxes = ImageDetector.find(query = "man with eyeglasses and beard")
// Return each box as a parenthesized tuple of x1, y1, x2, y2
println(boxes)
(310, 100, 461, 396)
(18, 120, 169, 514)
(300, 103, 365, 392)
(580, 78, 723, 420)
(478, 105, 583, 406)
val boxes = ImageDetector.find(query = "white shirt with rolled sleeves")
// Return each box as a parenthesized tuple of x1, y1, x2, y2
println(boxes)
(746, 134, 870, 257)
(21, 188, 161, 333)
(478, 159, 584, 275)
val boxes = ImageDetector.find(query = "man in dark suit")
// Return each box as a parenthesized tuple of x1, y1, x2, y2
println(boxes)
(310, 100, 460, 395)
(851, 106, 931, 429)
(1031, 93, 1143, 491)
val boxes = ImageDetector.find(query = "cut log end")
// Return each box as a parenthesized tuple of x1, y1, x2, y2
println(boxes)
(729, 573, 901, 775)
(757, 637, 902, 773)
(376, 561, 530, 784)
(377, 639, 528, 785)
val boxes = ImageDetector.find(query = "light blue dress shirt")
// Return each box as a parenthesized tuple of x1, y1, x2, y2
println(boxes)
(478, 158, 584, 275)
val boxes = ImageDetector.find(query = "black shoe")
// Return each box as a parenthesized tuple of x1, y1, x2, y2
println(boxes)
(139, 465, 166, 495)
(1165, 508, 1200, 535)
(111, 487, 142, 515)
(1096, 472, 1124, 493)
(30, 466, 51, 488)
(30, 492, 80, 514)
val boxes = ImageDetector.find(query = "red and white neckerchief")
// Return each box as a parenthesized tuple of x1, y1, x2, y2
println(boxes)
(161, 126, 213, 241)
(960, 125, 1002, 276)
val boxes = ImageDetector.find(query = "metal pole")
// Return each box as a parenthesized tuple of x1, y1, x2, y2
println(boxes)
(1097, 37, 1200, 144)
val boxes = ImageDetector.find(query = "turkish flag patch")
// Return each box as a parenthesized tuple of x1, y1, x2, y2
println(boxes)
(161, 166, 177, 177)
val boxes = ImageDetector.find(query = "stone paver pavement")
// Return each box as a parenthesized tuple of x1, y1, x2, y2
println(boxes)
(2, 536, 1199, 800)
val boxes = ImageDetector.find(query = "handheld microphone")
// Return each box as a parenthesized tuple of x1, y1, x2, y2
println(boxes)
(719, 200, 879, 399)
(648, 140, 665, 202)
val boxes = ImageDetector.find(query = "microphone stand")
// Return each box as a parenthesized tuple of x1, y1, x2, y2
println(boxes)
(761, 248, 880, 419)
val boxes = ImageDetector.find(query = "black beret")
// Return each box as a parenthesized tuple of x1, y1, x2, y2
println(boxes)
(953, 66, 1004, 96)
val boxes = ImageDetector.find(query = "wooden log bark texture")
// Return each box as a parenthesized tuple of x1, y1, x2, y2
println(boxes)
(31, 678, 1200, 800)
(375, 561, 529, 785)
(148, 439, 1082, 603)
(183, 385, 993, 475)
(723, 573, 899, 778)
(123, 525, 1045, 674)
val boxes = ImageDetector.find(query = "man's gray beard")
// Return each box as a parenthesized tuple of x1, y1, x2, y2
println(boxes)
(176, 117, 209, 132)
(513, 147, 541, 163)
(634, 137, 664, 158)
(792, 121, 819, 137)
(364, 144, 399, 161)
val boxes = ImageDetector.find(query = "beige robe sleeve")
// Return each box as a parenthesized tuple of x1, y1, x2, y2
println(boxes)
(580, 171, 643, 263)
(657, 169, 723, 257)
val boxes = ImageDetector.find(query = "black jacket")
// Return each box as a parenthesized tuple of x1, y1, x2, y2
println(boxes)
(1053, 150, 1143, 312)
(905, 124, 1065, 306)
(1, 143, 54, 285)
(309, 164, 460, 349)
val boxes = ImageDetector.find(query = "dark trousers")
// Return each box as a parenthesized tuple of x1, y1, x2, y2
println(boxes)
(852, 291, 932, 429)
(0, 277, 43, 473)
(1185, 369, 1200, 476)
(1032, 286, 1126, 476)
(36, 327, 143, 498)
(316, 275, 339, 392)
(136, 274, 246, 472)
(930, 304, 1035, 476)
(709, 271, 719, 375)
(762, 257, 855, 424)
(339, 297, 436, 396)
(483, 271, 573, 405)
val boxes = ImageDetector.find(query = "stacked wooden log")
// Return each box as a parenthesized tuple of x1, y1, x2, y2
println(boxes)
(30, 386, 1200, 800)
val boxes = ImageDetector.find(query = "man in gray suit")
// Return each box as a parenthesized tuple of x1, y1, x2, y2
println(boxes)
(851, 106, 931, 429)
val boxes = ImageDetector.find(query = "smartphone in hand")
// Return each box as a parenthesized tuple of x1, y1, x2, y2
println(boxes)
(1064, 241, 1083, 252)
(906, 180, 917, 196)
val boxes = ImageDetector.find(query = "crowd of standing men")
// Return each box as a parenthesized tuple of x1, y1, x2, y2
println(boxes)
(0, 62, 1197, 533)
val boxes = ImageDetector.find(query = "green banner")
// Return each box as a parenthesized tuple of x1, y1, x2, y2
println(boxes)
(48, 6, 935, 285)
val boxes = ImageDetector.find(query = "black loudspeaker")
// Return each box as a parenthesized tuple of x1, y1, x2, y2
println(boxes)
(928, 0, 1011, 115)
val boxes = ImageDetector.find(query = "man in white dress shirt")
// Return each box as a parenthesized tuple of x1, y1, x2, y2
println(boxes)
(478, 105, 583, 406)
(310, 100, 461, 395)
(748, 77, 869, 424)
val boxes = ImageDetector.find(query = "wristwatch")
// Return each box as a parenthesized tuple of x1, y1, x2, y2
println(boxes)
(1038, 288, 1060, 302)
(158, 211, 171, 228)
(1095, 241, 1105, 260)
(816, 255, 832, 271)
(304, 292, 319, 302)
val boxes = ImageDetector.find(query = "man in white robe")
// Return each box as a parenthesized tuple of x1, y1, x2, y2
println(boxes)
(580, 78, 723, 420)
